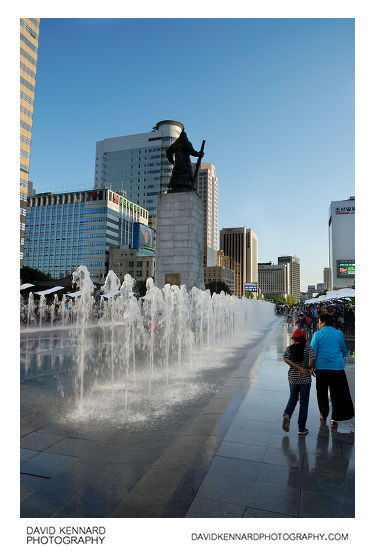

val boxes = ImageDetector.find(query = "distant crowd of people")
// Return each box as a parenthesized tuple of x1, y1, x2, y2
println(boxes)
(275, 302, 355, 336)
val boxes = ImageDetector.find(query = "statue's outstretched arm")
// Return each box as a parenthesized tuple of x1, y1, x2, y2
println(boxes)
(186, 141, 204, 158)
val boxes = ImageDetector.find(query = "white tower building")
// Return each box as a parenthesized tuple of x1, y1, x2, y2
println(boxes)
(94, 120, 183, 216)
(328, 196, 355, 289)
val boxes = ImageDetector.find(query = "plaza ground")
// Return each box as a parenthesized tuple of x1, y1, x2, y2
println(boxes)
(20, 319, 354, 518)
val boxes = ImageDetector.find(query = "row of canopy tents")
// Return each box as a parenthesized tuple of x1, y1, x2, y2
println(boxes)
(20, 284, 120, 299)
(304, 287, 355, 305)
(20, 283, 79, 297)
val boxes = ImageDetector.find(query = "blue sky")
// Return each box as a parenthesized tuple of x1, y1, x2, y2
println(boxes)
(29, 18, 354, 291)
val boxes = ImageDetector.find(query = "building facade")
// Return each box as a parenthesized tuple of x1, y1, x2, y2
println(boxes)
(278, 255, 301, 303)
(258, 262, 290, 299)
(20, 18, 40, 265)
(109, 248, 155, 282)
(24, 188, 149, 282)
(220, 227, 258, 297)
(204, 266, 235, 291)
(307, 285, 316, 299)
(193, 162, 218, 266)
(94, 120, 183, 216)
(217, 250, 231, 268)
(323, 267, 332, 291)
(328, 196, 355, 289)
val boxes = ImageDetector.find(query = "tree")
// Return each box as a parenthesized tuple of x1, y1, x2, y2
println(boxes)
(316, 289, 327, 297)
(205, 281, 232, 296)
(21, 266, 53, 283)
(286, 294, 294, 306)
(273, 294, 286, 305)
(257, 294, 262, 300)
(245, 291, 254, 299)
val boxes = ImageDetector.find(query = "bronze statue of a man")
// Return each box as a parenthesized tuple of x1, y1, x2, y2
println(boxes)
(166, 129, 204, 192)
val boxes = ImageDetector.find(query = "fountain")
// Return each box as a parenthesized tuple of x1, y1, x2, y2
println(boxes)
(20, 266, 276, 424)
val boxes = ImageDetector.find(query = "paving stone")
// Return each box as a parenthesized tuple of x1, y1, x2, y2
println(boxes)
(44, 437, 99, 457)
(21, 473, 48, 500)
(299, 489, 354, 518)
(21, 452, 77, 478)
(20, 432, 64, 452)
(217, 441, 267, 463)
(186, 496, 246, 517)
(196, 456, 261, 506)
(21, 448, 39, 463)
(243, 507, 295, 518)
(151, 436, 218, 469)
(243, 481, 301, 517)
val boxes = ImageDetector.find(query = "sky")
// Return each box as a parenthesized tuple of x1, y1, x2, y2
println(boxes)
(28, 17, 355, 292)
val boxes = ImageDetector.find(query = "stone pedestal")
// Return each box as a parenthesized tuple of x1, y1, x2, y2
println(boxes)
(155, 192, 205, 291)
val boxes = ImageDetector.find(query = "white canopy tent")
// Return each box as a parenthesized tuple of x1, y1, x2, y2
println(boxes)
(20, 283, 34, 290)
(304, 288, 354, 304)
(34, 286, 65, 296)
(102, 290, 121, 299)
(336, 288, 355, 299)
(66, 291, 81, 298)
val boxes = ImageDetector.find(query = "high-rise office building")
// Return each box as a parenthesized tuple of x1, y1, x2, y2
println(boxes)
(258, 262, 290, 299)
(278, 255, 301, 303)
(328, 196, 355, 289)
(24, 188, 149, 282)
(323, 267, 332, 291)
(94, 120, 183, 216)
(20, 18, 40, 265)
(193, 162, 218, 266)
(220, 227, 258, 297)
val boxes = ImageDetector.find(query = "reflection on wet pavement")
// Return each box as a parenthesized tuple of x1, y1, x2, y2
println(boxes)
(186, 321, 354, 518)
(21, 320, 354, 517)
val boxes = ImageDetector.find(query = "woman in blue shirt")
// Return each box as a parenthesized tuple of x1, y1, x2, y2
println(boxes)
(310, 312, 354, 428)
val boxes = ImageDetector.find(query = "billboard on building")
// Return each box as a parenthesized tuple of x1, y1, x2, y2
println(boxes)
(133, 222, 154, 255)
(337, 260, 355, 278)
(244, 282, 258, 293)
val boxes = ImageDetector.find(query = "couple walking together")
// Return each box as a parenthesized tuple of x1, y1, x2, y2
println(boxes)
(282, 312, 354, 435)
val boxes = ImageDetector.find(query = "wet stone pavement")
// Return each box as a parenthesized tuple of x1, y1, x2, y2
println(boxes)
(20, 320, 354, 518)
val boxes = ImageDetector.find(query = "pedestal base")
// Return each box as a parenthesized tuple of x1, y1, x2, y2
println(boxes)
(155, 192, 205, 291)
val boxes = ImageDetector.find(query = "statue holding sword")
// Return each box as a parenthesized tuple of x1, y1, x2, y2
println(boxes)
(166, 126, 205, 193)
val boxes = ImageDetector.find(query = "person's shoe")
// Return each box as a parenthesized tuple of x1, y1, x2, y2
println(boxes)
(282, 414, 290, 432)
(298, 428, 309, 436)
(320, 414, 327, 423)
(330, 420, 338, 429)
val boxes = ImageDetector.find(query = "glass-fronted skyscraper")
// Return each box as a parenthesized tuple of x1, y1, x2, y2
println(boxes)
(278, 255, 301, 303)
(194, 162, 218, 266)
(20, 17, 40, 264)
(24, 188, 149, 282)
(220, 227, 258, 298)
(94, 120, 183, 217)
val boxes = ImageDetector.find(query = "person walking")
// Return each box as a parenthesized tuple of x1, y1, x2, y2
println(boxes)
(282, 329, 315, 436)
(310, 312, 354, 428)
(296, 313, 307, 333)
(311, 306, 318, 333)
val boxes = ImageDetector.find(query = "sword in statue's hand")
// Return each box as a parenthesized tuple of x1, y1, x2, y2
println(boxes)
(192, 140, 206, 191)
